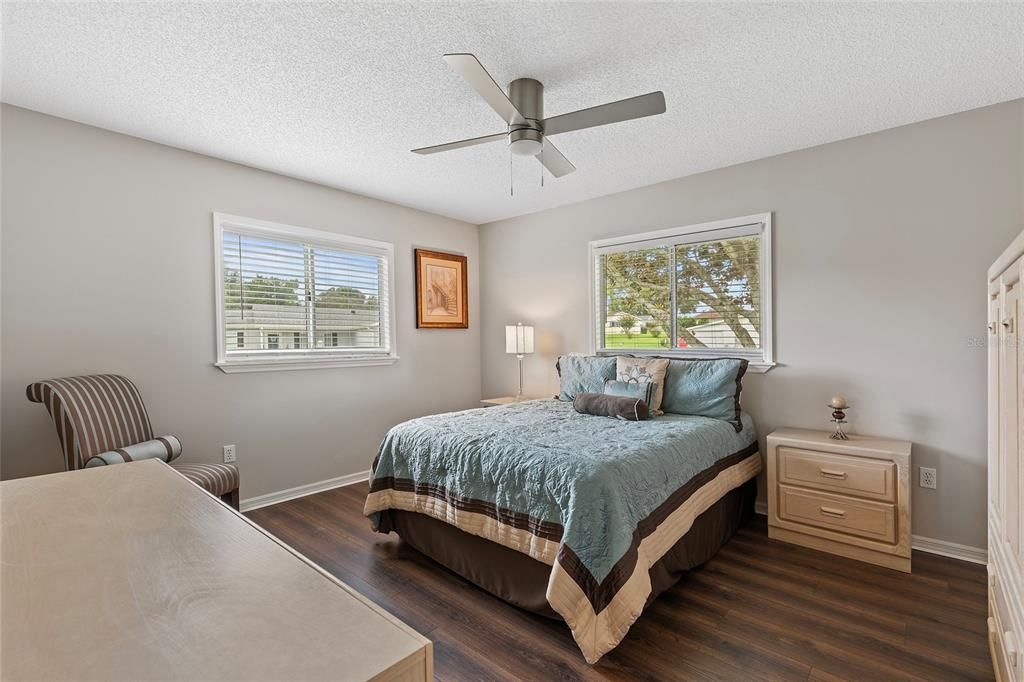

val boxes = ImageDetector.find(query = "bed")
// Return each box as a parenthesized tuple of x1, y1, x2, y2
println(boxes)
(364, 397, 760, 663)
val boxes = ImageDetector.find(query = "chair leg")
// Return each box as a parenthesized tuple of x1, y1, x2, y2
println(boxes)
(222, 488, 240, 511)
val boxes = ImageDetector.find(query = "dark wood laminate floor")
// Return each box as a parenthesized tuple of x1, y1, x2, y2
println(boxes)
(247, 483, 993, 681)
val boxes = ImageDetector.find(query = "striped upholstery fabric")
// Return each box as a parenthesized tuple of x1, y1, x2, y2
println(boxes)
(26, 375, 239, 502)
(171, 463, 240, 498)
(27, 375, 155, 471)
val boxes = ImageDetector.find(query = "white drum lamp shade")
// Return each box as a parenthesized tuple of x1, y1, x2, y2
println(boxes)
(505, 324, 535, 356)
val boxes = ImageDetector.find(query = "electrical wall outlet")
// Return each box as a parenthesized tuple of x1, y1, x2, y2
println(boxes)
(223, 444, 237, 464)
(919, 466, 937, 489)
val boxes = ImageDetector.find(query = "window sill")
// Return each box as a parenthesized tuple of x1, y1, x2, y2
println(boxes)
(216, 355, 399, 373)
(746, 362, 776, 374)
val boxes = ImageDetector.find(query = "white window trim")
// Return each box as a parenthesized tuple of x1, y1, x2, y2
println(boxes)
(212, 212, 398, 373)
(588, 212, 774, 373)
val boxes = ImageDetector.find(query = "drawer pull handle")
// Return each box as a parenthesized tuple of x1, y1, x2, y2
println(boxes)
(820, 469, 847, 480)
(819, 506, 846, 518)
(1003, 318, 1015, 333)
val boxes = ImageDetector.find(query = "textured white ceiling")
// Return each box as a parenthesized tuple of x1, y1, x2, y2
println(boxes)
(3, 2, 1022, 225)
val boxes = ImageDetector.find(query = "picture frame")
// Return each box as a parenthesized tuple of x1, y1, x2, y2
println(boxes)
(414, 248, 468, 329)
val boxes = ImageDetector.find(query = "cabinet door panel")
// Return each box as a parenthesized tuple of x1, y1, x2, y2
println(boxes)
(1001, 282, 1020, 555)
(1018, 264, 1024, 571)
(991, 290, 1001, 515)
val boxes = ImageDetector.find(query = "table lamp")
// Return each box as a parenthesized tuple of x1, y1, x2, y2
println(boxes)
(505, 323, 535, 401)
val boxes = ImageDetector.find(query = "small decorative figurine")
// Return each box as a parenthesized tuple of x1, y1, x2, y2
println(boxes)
(828, 395, 850, 440)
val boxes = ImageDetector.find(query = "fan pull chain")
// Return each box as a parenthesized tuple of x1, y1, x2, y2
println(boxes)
(540, 143, 544, 189)
(509, 151, 514, 197)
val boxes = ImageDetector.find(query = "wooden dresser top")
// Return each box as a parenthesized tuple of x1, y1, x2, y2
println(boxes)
(767, 428, 912, 458)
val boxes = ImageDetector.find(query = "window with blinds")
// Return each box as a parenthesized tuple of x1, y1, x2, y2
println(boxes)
(213, 214, 396, 372)
(591, 215, 773, 369)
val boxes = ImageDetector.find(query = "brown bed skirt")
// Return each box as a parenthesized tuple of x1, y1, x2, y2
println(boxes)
(376, 478, 756, 620)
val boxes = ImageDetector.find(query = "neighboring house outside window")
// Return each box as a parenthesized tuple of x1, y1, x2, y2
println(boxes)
(589, 213, 774, 372)
(214, 213, 397, 373)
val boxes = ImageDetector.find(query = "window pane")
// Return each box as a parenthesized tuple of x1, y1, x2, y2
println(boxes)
(311, 247, 383, 350)
(222, 230, 388, 355)
(223, 232, 308, 352)
(600, 246, 672, 350)
(675, 235, 760, 350)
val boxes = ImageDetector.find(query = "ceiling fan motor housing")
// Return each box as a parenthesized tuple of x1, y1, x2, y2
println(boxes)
(508, 78, 544, 155)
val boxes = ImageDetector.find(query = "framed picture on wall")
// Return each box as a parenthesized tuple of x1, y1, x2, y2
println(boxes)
(414, 249, 468, 329)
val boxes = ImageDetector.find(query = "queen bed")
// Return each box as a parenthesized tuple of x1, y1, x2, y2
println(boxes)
(364, 357, 760, 663)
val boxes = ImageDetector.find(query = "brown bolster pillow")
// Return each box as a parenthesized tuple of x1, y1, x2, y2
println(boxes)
(573, 392, 650, 421)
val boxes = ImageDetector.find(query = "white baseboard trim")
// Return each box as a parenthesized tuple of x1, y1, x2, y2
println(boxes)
(240, 470, 370, 512)
(753, 501, 986, 564)
(911, 535, 988, 565)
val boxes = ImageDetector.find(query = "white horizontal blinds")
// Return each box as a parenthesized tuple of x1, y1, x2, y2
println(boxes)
(223, 230, 388, 355)
(596, 223, 763, 356)
(600, 246, 673, 350)
(223, 232, 309, 353)
(310, 246, 386, 350)
(675, 234, 761, 352)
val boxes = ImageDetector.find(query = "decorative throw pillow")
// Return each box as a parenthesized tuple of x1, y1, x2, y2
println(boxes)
(615, 357, 670, 415)
(659, 358, 748, 431)
(573, 392, 649, 421)
(84, 435, 183, 467)
(603, 379, 654, 405)
(556, 354, 618, 401)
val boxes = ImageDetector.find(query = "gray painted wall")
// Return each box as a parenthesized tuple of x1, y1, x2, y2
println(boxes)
(0, 105, 481, 499)
(4, 100, 1021, 549)
(480, 100, 1024, 549)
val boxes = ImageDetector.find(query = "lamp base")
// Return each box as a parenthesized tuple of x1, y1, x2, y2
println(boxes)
(516, 354, 524, 401)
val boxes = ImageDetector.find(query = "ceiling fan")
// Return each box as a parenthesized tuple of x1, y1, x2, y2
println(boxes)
(412, 53, 667, 178)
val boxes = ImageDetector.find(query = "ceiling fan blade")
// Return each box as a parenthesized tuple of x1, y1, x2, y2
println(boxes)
(536, 139, 575, 178)
(443, 53, 525, 125)
(412, 132, 506, 155)
(542, 91, 666, 137)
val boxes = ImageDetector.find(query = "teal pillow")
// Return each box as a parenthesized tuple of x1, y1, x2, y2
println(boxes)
(556, 355, 617, 401)
(603, 379, 654, 405)
(659, 358, 748, 430)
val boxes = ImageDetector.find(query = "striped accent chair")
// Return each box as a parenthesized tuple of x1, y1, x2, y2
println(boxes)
(26, 375, 240, 509)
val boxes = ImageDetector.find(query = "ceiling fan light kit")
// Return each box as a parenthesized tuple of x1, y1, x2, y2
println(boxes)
(412, 53, 667, 183)
(508, 78, 543, 157)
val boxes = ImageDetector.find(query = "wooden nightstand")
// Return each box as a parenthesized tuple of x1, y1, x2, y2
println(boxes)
(480, 396, 540, 407)
(766, 428, 912, 573)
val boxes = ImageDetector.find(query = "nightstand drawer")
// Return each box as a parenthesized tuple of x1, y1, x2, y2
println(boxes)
(778, 485, 897, 543)
(778, 446, 896, 501)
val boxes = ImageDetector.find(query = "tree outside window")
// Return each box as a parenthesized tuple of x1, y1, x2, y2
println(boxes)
(601, 235, 761, 351)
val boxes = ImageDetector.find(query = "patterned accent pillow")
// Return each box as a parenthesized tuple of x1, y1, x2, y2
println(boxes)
(603, 379, 654, 405)
(616, 357, 670, 415)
